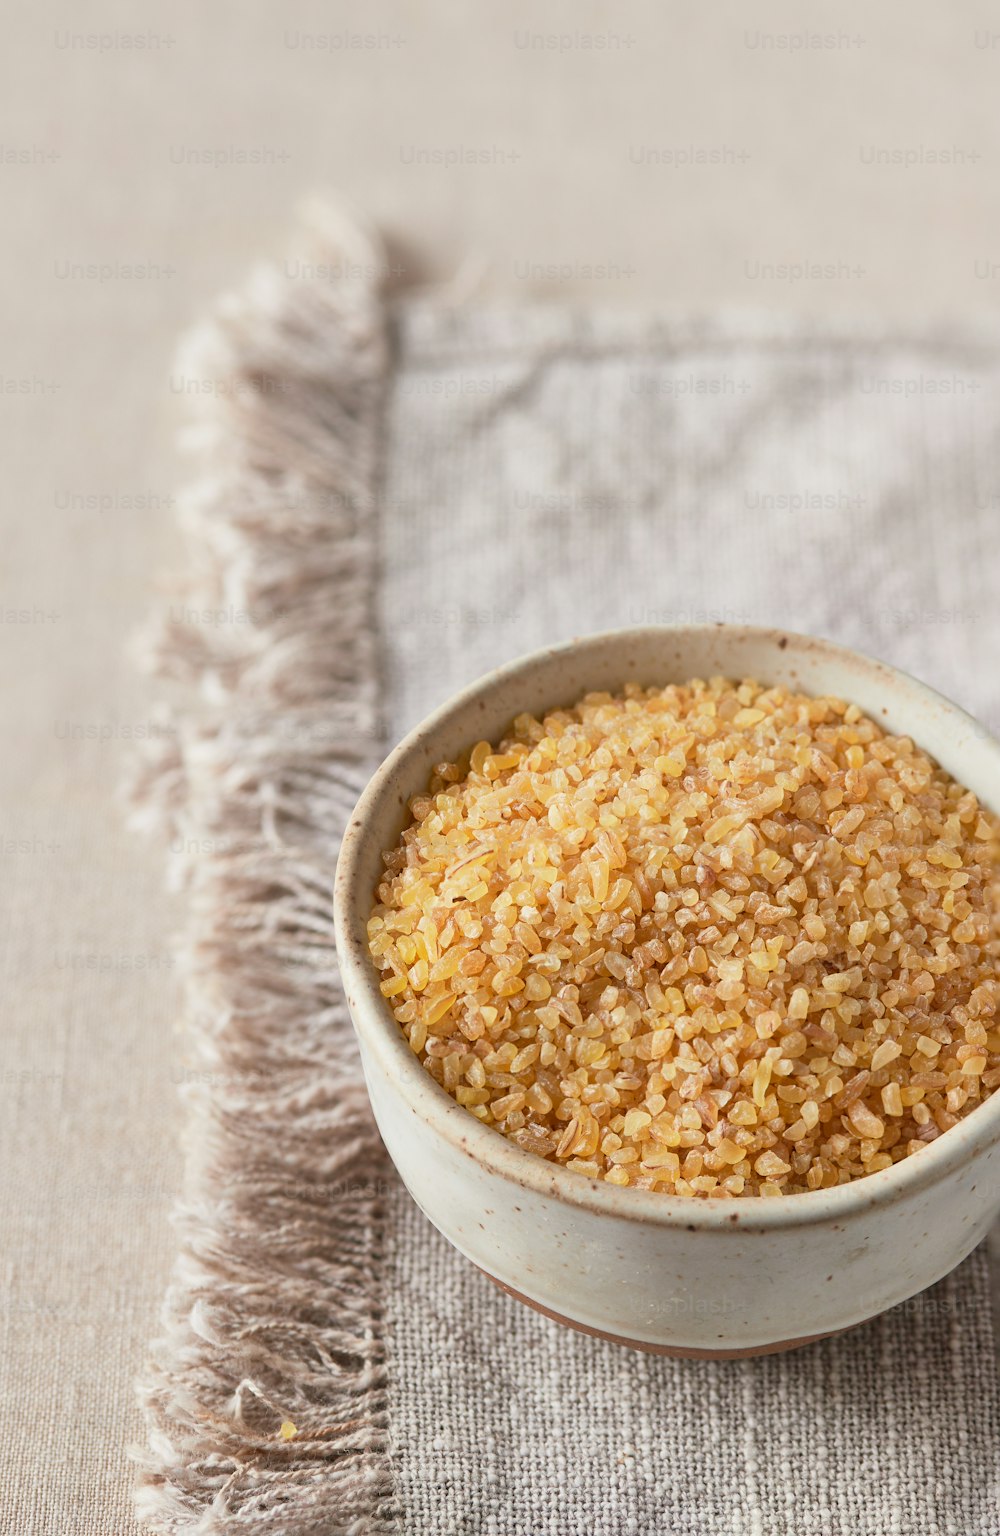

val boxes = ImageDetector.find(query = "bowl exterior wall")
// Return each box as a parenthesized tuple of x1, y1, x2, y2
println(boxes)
(337, 627, 1000, 1353)
(361, 1035, 1000, 1351)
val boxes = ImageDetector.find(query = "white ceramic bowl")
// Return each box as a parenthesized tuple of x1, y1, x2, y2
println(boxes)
(334, 626, 1000, 1355)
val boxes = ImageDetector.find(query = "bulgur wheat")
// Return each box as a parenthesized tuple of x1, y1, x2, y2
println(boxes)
(366, 679, 1000, 1197)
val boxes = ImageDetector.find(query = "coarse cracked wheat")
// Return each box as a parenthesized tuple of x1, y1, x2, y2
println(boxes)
(369, 677, 1000, 1197)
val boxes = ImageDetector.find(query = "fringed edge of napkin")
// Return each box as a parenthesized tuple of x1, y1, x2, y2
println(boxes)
(129, 199, 397, 1535)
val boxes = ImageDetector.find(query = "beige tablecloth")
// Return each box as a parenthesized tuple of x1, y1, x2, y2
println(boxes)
(119, 208, 1000, 1534)
(6, 3, 1000, 1528)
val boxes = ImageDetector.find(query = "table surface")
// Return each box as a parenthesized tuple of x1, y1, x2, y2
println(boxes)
(5, 3, 1000, 1530)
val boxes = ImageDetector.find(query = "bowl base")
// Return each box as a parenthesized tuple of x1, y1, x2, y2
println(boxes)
(482, 1272, 845, 1358)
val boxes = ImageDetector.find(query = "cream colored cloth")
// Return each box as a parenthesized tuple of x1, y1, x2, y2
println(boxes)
(379, 302, 1000, 1534)
(15, 210, 997, 1536)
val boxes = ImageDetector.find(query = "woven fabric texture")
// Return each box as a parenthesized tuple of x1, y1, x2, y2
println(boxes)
(387, 1190, 993, 1536)
(131, 213, 1000, 1534)
(378, 302, 1000, 1536)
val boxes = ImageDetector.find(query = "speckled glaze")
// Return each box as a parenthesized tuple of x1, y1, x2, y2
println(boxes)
(334, 627, 1000, 1354)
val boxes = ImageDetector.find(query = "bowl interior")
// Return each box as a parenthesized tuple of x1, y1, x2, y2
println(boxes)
(335, 624, 1000, 1225)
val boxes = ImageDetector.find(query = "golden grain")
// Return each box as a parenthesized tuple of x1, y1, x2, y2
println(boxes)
(367, 678, 1000, 1197)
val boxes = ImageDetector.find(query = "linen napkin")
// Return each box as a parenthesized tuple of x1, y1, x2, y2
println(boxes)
(135, 202, 1000, 1536)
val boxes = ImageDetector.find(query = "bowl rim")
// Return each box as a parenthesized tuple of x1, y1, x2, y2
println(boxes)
(334, 623, 1000, 1232)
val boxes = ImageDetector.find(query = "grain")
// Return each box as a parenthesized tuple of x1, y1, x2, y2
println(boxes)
(367, 678, 1000, 1197)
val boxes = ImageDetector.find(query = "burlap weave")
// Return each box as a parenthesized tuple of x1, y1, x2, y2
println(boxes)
(133, 209, 1000, 1535)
